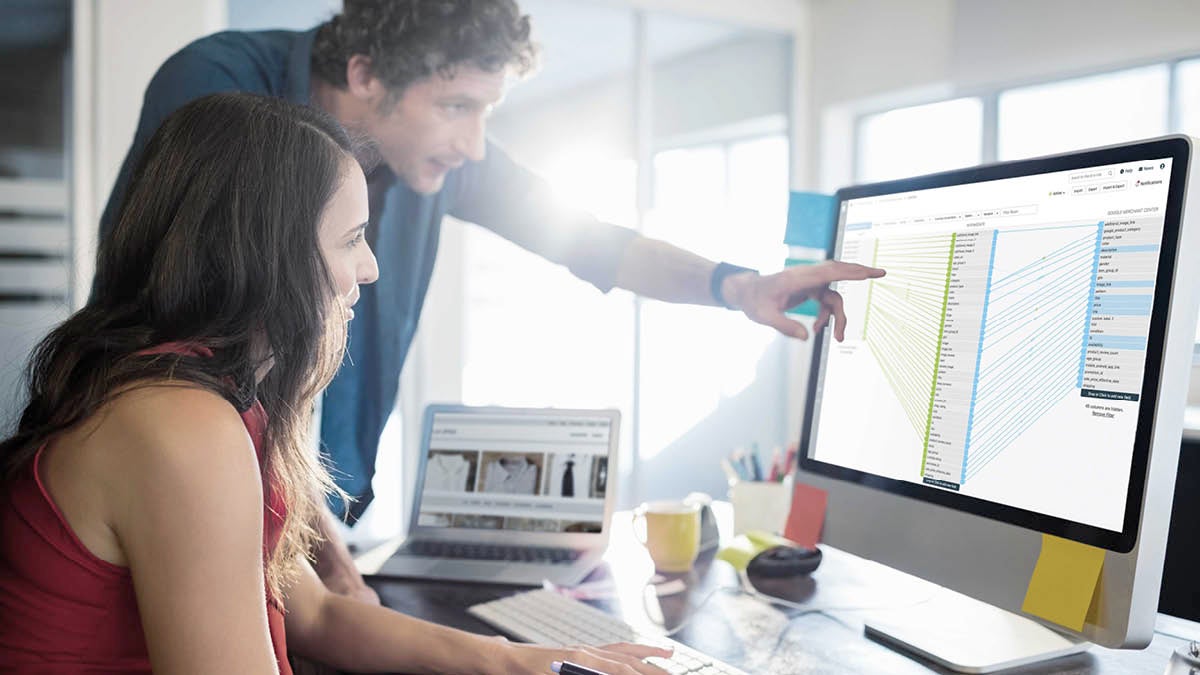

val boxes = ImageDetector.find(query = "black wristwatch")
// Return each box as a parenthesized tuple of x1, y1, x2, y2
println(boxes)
(710, 262, 759, 309)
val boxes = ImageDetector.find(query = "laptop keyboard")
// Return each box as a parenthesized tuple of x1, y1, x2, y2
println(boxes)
(406, 540, 583, 564)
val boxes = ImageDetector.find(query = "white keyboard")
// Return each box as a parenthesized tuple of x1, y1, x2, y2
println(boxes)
(468, 589, 748, 675)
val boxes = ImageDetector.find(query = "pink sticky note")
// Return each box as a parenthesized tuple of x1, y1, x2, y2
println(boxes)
(784, 482, 828, 548)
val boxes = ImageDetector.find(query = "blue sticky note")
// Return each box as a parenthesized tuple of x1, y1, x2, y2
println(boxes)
(785, 192, 837, 250)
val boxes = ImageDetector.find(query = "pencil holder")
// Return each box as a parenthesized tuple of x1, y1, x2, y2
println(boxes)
(729, 476, 793, 536)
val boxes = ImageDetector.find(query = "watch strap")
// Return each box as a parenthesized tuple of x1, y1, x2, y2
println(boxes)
(710, 262, 759, 309)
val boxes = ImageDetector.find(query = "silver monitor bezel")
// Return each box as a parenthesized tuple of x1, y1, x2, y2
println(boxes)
(797, 135, 1197, 646)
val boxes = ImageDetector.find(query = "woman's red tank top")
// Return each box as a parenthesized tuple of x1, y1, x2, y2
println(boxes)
(0, 343, 292, 673)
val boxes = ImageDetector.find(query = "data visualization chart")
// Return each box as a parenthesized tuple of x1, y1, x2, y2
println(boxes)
(812, 157, 1173, 532)
(860, 233, 955, 445)
(962, 224, 1098, 483)
(854, 216, 1156, 490)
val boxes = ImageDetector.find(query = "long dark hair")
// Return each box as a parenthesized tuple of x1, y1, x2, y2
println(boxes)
(1, 93, 355, 599)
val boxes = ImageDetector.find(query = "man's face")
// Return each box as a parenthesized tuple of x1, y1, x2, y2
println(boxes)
(363, 65, 507, 194)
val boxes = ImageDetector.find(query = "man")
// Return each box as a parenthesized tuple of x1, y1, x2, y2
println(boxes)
(99, 0, 883, 603)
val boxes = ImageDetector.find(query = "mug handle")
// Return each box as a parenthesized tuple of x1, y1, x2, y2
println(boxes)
(632, 505, 648, 545)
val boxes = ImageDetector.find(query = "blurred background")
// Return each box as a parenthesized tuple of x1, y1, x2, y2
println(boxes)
(2, 5, 1199, 615)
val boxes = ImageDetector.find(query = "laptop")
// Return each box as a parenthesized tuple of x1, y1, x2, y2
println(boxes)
(376, 404, 620, 586)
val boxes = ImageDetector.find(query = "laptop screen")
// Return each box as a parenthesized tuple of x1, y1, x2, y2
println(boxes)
(416, 410, 614, 534)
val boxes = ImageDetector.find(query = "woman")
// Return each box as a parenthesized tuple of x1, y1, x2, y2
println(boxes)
(0, 93, 669, 674)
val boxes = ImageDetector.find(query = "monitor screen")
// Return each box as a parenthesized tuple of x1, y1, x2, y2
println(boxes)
(415, 410, 612, 534)
(801, 138, 1192, 552)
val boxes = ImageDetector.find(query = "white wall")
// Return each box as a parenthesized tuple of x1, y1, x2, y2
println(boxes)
(227, 0, 337, 30)
(655, 34, 792, 143)
(491, 32, 791, 165)
(596, 0, 802, 33)
(803, 0, 1200, 188)
(73, 0, 226, 306)
(808, 0, 953, 109)
(950, 0, 1200, 90)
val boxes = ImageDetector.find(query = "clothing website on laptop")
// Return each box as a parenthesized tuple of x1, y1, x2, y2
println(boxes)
(417, 412, 612, 534)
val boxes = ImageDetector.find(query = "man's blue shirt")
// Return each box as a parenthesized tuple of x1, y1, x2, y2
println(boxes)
(99, 29, 637, 521)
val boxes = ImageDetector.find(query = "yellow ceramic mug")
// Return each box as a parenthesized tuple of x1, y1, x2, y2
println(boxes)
(634, 500, 702, 573)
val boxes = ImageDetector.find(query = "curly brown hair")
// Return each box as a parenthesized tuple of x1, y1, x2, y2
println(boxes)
(312, 0, 538, 95)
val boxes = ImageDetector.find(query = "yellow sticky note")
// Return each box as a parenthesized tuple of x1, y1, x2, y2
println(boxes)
(715, 535, 763, 571)
(1021, 533, 1105, 631)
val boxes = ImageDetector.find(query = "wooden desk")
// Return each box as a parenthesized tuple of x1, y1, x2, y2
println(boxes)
(362, 508, 1199, 674)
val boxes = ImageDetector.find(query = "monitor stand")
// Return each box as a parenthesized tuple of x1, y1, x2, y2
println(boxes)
(863, 586, 1090, 673)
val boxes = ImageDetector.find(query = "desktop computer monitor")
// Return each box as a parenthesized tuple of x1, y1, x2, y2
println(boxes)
(798, 136, 1197, 669)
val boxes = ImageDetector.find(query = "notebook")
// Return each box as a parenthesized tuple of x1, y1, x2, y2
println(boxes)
(375, 404, 620, 586)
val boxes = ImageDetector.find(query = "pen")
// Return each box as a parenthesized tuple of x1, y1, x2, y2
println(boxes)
(748, 449, 763, 481)
(552, 660, 609, 675)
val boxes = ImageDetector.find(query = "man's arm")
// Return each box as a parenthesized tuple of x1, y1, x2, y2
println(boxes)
(449, 145, 883, 339)
(448, 142, 638, 294)
(612, 236, 719, 306)
(614, 236, 886, 341)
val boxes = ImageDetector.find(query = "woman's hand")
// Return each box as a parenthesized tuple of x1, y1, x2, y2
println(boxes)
(318, 562, 381, 605)
(497, 639, 674, 675)
(312, 505, 381, 605)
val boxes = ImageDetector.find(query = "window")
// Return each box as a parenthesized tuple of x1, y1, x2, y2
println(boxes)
(639, 134, 788, 460)
(1178, 59, 1200, 361)
(997, 65, 1169, 161)
(461, 152, 637, 414)
(1179, 58, 1200, 138)
(857, 98, 983, 183)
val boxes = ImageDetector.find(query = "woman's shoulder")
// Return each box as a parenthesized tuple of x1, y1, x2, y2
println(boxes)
(102, 381, 244, 437)
(38, 382, 261, 568)
(62, 383, 258, 494)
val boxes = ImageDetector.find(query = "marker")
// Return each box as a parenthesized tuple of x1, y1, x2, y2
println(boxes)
(784, 446, 798, 476)
(767, 447, 783, 481)
(551, 660, 610, 675)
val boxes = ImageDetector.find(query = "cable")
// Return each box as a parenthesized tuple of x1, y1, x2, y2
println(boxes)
(735, 568, 936, 615)
(643, 580, 743, 637)
(641, 568, 935, 637)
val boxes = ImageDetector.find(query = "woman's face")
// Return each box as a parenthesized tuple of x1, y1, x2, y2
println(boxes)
(318, 158, 378, 320)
